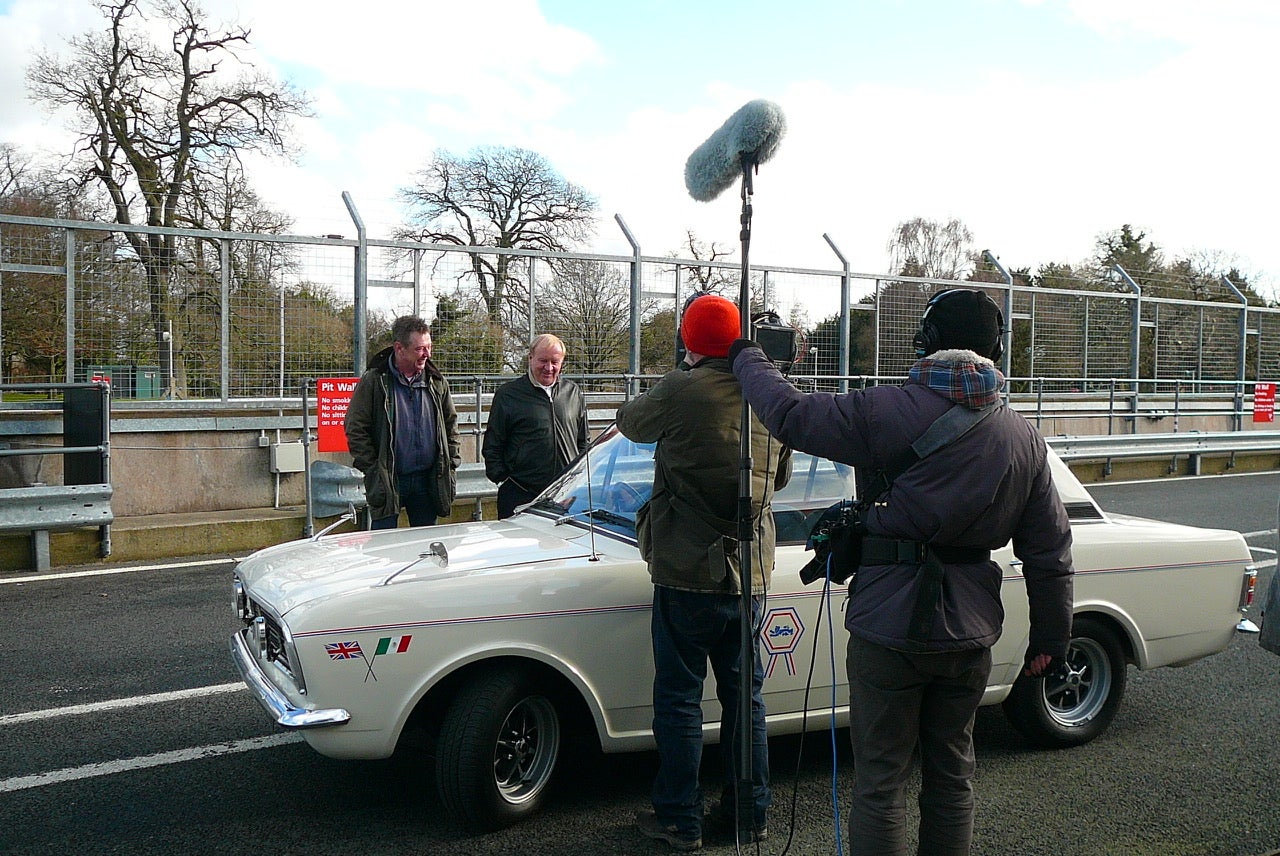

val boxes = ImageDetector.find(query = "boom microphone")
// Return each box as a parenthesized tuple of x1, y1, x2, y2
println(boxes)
(684, 99, 786, 202)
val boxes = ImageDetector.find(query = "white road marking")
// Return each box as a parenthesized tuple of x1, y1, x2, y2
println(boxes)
(0, 683, 246, 726)
(0, 557, 238, 586)
(0, 733, 303, 793)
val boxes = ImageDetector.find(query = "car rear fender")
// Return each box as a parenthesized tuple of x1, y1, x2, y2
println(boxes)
(989, 605, 1142, 695)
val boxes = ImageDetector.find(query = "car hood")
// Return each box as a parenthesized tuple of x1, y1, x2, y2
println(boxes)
(236, 518, 595, 615)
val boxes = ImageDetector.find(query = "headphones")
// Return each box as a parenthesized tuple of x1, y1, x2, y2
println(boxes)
(912, 289, 1005, 360)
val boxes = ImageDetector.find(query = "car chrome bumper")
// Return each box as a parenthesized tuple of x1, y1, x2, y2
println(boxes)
(230, 629, 350, 729)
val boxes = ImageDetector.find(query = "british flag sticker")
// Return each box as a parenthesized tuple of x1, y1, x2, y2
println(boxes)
(325, 641, 364, 660)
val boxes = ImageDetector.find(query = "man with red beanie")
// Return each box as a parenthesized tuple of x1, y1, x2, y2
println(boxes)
(617, 293, 791, 851)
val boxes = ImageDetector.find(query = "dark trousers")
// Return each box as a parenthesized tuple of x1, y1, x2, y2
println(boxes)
(497, 479, 542, 519)
(371, 472, 439, 529)
(846, 634, 992, 856)
(650, 586, 770, 839)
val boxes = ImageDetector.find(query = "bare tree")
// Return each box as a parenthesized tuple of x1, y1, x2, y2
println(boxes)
(887, 217, 976, 281)
(398, 146, 598, 368)
(26, 0, 310, 395)
(1, 145, 109, 384)
(0, 144, 34, 199)
(675, 230, 736, 295)
(668, 231, 768, 315)
(0, 143, 94, 216)
(538, 258, 639, 377)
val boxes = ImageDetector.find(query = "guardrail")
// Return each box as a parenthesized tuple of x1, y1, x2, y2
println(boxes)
(0, 483, 114, 571)
(1046, 431, 1280, 476)
(0, 382, 113, 570)
(306, 432, 1280, 526)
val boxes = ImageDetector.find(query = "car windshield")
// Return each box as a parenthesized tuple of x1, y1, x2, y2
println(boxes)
(525, 424, 858, 544)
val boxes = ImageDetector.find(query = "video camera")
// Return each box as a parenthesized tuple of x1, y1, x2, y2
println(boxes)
(751, 310, 800, 373)
(676, 294, 801, 372)
(798, 498, 864, 586)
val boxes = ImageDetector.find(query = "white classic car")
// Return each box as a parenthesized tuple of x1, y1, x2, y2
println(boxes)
(230, 425, 1257, 832)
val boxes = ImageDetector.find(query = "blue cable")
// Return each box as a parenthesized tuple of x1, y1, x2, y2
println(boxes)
(826, 553, 844, 855)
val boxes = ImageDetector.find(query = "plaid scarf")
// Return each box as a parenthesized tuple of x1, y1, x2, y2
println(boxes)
(907, 349, 1005, 408)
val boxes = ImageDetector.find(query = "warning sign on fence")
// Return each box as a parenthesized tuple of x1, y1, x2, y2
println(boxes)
(1253, 382, 1275, 423)
(316, 377, 358, 452)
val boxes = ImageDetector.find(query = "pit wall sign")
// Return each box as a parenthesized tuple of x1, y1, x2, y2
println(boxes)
(316, 377, 358, 452)
(1254, 382, 1276, 424)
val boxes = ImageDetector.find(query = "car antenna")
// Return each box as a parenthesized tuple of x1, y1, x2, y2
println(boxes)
(584, 434, 600, 561)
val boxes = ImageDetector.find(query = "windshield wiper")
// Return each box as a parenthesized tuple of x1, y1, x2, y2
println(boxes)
(585, 507, 632, 527)
(553, 507, 633, 528)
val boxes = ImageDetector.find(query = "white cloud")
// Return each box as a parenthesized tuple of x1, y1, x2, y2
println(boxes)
(1065, 0, 1280, 44)
(4, 0, 1279, 296)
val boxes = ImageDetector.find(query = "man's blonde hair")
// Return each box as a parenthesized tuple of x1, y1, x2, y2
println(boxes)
(527, 333, 566, 359)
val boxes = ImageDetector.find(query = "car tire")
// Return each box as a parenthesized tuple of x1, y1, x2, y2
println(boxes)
(435, 666, 562, 831)
(1002, 616, 1127, 748)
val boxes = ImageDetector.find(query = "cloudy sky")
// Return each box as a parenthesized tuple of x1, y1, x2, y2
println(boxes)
(2, 0, 1278, 294)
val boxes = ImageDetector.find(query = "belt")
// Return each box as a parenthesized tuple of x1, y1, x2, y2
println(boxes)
(861, 537, 991, 566)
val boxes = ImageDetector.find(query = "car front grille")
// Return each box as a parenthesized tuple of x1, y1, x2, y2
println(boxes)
(259, 610, 292, 675)
(236, 577, 295, 680)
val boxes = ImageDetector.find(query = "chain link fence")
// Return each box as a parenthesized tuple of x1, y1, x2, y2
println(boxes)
(3, 213, 1278, 406)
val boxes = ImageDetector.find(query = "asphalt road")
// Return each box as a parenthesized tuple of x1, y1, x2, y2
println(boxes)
(2, 472, 1279, 856)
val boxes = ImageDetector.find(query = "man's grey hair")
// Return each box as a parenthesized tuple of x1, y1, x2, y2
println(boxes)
(391, 315, 431, 347)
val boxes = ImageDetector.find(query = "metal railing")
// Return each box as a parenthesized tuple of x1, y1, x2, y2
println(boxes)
(1046, 431, 1280, 477)
(0, 382, 113, 569)
(4, 212, 1279, 404)
(315, 431, 1280, 521)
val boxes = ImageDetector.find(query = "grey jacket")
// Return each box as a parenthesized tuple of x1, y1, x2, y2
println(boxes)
(344, 346, 461, 521)
(616, 357, 791, 595)
(733, 345, 1073, 657)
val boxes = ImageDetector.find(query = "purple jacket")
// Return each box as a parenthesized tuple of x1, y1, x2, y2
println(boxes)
(733, 346, 1073, 657)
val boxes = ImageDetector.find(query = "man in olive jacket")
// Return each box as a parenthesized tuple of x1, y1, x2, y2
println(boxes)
(617, 294, 791, 851)
(345, 316, 460, 528)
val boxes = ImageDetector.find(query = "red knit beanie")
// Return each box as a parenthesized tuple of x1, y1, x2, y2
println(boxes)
(680, 295, 740, 358)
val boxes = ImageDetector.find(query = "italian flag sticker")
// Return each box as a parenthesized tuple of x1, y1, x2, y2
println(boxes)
(374, 635, 413, 655)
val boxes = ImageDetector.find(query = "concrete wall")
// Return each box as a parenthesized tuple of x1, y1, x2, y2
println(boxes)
(0, 394, 1274, 519)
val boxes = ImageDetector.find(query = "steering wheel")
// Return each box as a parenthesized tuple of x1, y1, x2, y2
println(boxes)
(602, 481, 645, 514)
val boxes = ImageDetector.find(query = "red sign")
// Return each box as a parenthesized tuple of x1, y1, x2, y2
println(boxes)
(316, 377, 358, 452)
(1254, 382, 1275, 423)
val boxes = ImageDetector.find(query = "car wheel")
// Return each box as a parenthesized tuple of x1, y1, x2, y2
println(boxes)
(435, 666, 562, 831)
(1002, 616, 1127, 748)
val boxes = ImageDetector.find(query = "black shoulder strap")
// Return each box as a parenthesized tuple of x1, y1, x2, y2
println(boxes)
(862, 403, 1000, 503)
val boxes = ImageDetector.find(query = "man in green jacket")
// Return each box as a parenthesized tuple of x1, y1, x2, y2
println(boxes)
(345, 316, 460, 528)
(617, 294, 790, 851)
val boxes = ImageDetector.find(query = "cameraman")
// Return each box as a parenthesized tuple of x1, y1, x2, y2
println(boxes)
(618, 294, 790, 851)
(729, 289, 1073, 856)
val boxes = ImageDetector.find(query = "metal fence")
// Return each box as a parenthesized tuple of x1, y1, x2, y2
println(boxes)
(2, 212, 1278, 403)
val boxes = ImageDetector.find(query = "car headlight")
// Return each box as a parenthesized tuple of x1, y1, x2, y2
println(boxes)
(254, 615, 269, 659)
(233, 576, 251, 621)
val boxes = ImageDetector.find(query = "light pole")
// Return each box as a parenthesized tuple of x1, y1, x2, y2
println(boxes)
(161, 320, 174, 398)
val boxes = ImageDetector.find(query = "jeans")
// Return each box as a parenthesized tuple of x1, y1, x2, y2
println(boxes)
(371, 471, 438, 529)
(846, 634, 992, 856)
(650, 585, 770, 839)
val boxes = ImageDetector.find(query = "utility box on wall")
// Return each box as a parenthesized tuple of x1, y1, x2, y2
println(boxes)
(133, 366, 162, 399)
(269, 442, 306, 474)
(81, 365, 131, 397)
(77, 365, 163, 399)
